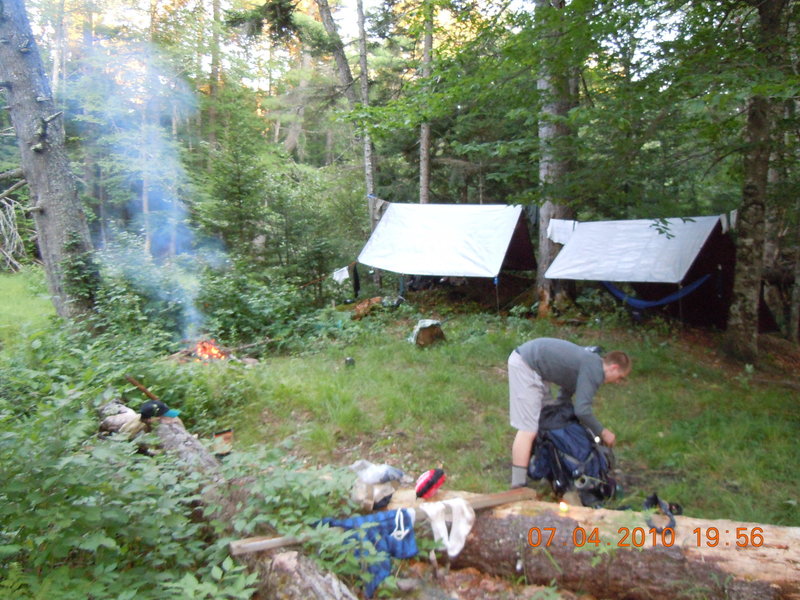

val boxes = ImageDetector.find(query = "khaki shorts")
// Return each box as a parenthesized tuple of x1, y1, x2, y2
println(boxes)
(508, 350, 553, 433)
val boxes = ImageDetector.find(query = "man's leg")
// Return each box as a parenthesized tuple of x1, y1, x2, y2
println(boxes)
(511, 430, 536, 487)
(508, 350, 546, 487)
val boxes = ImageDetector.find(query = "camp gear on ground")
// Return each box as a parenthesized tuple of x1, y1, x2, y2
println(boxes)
(528, 406, 616, 507)
(415, 469, 446, 498)
(350, 460, 405, 485)
(643, 493, 682, 533)
(99, 404, 138, 433)
(350, 460, 405, 510)
(319, 509, 418, 598)
(139, 399, 180, 419)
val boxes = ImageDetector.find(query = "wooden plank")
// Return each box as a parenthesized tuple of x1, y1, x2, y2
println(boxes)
(229, 487, 537, 556)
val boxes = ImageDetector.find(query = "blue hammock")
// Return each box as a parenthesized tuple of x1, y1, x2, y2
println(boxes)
(601, 274, 710, 310)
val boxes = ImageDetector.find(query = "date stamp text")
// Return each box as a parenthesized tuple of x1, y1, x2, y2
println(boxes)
(527, 526, 765, 548)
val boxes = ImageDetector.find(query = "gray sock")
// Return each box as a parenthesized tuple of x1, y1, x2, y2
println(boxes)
(511, 465, 528, 488)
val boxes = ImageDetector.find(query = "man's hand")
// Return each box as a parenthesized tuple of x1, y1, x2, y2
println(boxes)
(600, 428, 616, 447)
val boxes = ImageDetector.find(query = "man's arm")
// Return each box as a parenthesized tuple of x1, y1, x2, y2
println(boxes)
(573, 369, 604, 435)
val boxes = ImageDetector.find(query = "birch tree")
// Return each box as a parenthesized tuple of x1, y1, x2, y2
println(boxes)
(418, 0, 432, 204)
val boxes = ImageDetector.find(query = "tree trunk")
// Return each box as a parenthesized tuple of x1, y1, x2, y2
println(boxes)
(453, 499, 800, 600)
(418, 1, 433, 204)
(315, 0, 358, 107)
(0, 0, 95, 318)
(536, 201, 574, 316)
(49, 0, 66, 100)
(243, 551, 359, 600)
(356, 0, 377, 196)
(284, 52, 310, 158)
(110, 411, 800, 600)
(316, 0, 377, 198)
(723, 0, 786, 361)
(790, 192, 800, 342)
(534, 0, 576, 317)
(207, 0, 221, 159)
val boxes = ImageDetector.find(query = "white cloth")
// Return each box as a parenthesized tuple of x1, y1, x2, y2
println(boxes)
(419, 498, 475, 558)
(332, 266, 350, 284)
(546, 218, 578, 245)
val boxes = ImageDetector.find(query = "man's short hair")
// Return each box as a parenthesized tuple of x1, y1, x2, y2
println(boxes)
(604, 351, 631, 374)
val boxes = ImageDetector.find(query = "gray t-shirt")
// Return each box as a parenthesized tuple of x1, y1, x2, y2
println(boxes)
(515, 338, 605, 434)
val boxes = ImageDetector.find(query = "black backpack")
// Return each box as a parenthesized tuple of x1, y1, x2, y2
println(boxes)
(528, 404, 617, 507)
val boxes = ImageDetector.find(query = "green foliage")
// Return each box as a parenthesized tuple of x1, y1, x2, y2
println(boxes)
(61, 232, 102, 307)
(0, 268, 54, 351)
(0, 404, 257, 599)
(197, 267, 309, 349)
(209, 445, 392, 591)
(225, 0, 299, 41)
(1, 268, 798, 599)
(86, 235, 195, 341)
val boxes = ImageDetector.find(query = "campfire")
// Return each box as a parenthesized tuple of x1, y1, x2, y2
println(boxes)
(167, 337, 264, 365)
(168, 338, 233, 363)
(193, 339, 229, 361)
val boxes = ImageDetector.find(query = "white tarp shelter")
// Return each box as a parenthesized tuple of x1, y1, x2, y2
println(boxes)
(358, 203, 533, 278)
(545, 216, 723, 283)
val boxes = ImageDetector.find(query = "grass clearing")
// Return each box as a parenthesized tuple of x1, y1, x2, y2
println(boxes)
(233, 312, 799, 527)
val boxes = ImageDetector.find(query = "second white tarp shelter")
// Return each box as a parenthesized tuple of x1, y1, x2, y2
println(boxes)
(544, 216, 724, 283)
(358, 203, 534, 278)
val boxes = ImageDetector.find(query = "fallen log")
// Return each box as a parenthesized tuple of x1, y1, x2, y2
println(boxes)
(446, 493, 800, 600)
(244, 550, 359, 600)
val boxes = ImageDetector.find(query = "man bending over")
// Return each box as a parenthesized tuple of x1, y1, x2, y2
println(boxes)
(508, 337, 631, 488)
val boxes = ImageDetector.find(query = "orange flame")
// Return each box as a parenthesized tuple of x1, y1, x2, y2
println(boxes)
(194, 339, 228, 361)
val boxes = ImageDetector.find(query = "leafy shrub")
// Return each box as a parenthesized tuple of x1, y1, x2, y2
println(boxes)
(196, 267, 379, 353)
(0, 406, 257, 599)
(90, 236, 199, 341)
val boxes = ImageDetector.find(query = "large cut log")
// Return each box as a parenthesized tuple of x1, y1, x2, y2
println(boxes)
(108, 398, 800, 599)
(442, 492, 800, 600)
